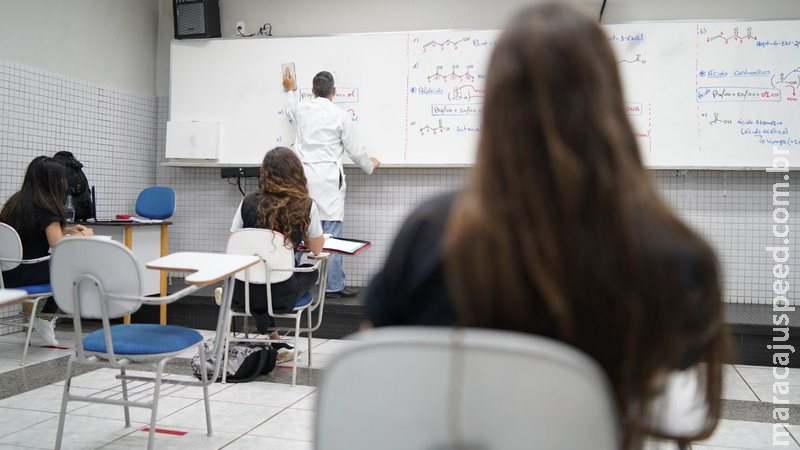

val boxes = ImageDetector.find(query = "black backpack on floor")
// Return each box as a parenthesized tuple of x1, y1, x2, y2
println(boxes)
(53, 151, 93, 221)
(191, 339, 278, 383)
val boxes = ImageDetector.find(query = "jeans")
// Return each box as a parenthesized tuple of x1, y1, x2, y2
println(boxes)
(322, 220, 345, 292)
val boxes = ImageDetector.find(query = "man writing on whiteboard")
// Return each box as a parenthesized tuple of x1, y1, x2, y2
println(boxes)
(283, 69, 380, 298)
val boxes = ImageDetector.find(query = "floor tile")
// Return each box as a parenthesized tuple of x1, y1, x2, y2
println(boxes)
(100, 427, 239, 449)
(723, 366, 759, 402)
(289, 392, 318, 411)
(70, 393, 199, 423)
(696, 419, 798, 449)
(157, 400, 283, 434)
(160, 374, 235, 399)
(0, 414, 137, 450)
(0, 385, 100, 413)
(224, 435, 313, 450)
(0, 408, 55, 438)
(308, 339, 355, 355)
(736, 365, 800, 404)
(247, 408, 315, 441)
(0, 358, 26, 374)
(210, 382, 316, 408)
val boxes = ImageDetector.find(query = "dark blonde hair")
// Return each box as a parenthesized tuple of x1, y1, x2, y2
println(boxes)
(444, 4, 727, 448)
(256, 147, 312, 246)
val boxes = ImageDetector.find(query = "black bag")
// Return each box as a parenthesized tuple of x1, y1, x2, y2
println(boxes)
(191, 339, 277, 383)
(52, 151, 93, 221)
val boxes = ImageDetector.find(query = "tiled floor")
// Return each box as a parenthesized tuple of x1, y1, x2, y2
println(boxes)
(0, 328, 797, 449)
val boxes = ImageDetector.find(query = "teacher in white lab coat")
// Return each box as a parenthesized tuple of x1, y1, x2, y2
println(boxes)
(283, 70, 380, 297)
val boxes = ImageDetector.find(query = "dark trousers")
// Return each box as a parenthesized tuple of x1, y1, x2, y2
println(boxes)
(231, 268, 318, 334)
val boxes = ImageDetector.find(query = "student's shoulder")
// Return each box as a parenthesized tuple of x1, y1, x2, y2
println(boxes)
(405, 191, 459, 229)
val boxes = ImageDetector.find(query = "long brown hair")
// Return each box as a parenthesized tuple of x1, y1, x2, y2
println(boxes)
(444, 4, 727, 448)
(256, 147, 312, 247)
(1, 156, 68, 237)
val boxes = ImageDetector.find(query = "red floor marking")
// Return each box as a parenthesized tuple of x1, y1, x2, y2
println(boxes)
(41, 345, 70, 350)
(140, 427, 188, 436)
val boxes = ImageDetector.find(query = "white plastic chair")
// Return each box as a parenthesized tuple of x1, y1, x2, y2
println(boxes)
(49, 238, 228, 450)
(0, 222, 68, 365)
(224, 229, 328, 386)
(316, 327, 620, 450)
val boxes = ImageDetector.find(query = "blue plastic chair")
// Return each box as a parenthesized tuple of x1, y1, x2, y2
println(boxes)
(0, 223, 60, 365)
(49, 238, 222, 450)
(135, 186, 176, 220)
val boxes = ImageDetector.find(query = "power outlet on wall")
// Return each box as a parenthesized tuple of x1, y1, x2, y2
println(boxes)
(236, 21, 246, 35)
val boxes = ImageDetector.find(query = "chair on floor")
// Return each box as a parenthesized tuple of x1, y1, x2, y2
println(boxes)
(0, 222, 66, 365)
(224, 228, 329, 386)
(316, 327, 620, 450)
(135, 186, 176, 220)
(49, 238, 219, 450)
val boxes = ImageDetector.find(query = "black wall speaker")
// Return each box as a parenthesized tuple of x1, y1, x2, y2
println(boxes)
(173, 0, 221, 39)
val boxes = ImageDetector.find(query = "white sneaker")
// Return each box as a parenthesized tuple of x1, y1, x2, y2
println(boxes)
(214, 287, 223, 306)
(32, 317, 59, 347)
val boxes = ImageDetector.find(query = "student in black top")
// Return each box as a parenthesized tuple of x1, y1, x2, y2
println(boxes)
(0, 156, 94, 345)
(226, 147, 325, 338)
(364, 4, 728, 449)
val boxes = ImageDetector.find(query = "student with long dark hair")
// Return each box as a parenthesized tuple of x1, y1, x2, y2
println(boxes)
(1, 156, 94, 345)
(224, 147, 324, 343)
(364, 4, 727, 448)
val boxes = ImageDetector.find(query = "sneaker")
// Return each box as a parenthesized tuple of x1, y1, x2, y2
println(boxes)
(277, 348, 303, 363)
(326, 287, 361, 298)
(32, 317, 59, 347)
(214, 287, 223, 306)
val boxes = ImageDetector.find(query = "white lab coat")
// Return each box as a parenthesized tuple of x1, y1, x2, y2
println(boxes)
(285, 92, 374, 221)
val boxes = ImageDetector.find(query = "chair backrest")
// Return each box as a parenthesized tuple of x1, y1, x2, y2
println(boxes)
(226, 229, 295, 284)
(135, 186, 176, 219)
(50, 238, 142, 319)
(316, 327, 620, 450)
(0, 223, 23, 272)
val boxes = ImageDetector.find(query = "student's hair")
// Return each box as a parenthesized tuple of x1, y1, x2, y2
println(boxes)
(312, 71, 335, 98)
(256, 147, 312, 246)
(443, 4, 726, 448)
(0, 156, 68, 234)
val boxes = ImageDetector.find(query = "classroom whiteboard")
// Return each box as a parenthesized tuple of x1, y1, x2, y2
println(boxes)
(169, 20, 799, 168)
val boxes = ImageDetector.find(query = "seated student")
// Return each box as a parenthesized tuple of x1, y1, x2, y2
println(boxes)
(364, 3, 727, 448)
(0, 156, 94, 346)
(223, 147, 324, 342)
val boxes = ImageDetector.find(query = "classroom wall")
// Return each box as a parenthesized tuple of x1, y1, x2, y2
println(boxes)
(0, 1, 159, 333)
(155, 0, 799, 305)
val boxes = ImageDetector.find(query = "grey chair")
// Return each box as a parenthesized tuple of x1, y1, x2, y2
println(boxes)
(49, 238, 226, 450)
(315, 326, 620, 450)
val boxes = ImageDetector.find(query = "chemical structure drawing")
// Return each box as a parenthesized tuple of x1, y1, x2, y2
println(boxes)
(447, 85, 485, 102)
(420, 119, 449, 136)
(771, 68, 800, 97)
(708, 113, 732, 126)
(345, 108, 359, 122)
(423, 37, 470, 52)
(427, 65, 475, 83)
(706, 26, 757, 44)
(617, 53, 646, 64)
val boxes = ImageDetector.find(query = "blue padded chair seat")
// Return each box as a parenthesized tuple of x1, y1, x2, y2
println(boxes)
(19, 284, 51, 295)
(83, 324, 202, 355)
(293, 292, 313, 310)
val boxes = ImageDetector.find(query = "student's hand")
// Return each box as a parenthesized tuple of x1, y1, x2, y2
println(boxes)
(79, 227, 94, 237)
(370, 157, 381, 169)
(283, 68, 296, 92)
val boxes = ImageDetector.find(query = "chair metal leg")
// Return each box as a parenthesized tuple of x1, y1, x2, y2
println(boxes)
(291, 315, 301, 387)
(198, 342, 213, 436)
(120, 367, 131, 427)
(222, 311, 232, 384)
(20, 297, 43, 366)
(307, 310, 313, 367)
(54, 355, 76, 450)
(147, 360, 166, 450)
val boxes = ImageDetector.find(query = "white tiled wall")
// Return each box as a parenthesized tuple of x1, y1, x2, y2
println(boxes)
(156, 97, 798, 305)
(0, 60, 157, 332)
(0, 63, 796, 336)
